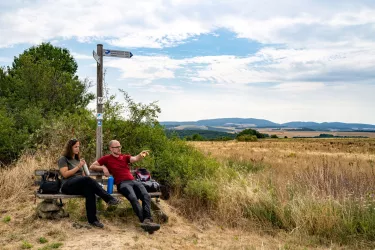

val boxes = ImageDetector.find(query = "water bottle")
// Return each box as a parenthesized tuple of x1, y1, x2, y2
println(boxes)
(83, 163, 90, 176)
(107, 176, 114, 194)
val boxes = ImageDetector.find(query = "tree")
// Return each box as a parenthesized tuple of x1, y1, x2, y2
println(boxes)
(11, 42, 78, 76)
(0, 43, 94, 164)
(5, 54, 93, 116)
(236, 128, 268, 139)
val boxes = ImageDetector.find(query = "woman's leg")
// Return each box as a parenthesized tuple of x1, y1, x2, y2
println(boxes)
(84, 177, 117, 204)
(61, 176, 98, 223)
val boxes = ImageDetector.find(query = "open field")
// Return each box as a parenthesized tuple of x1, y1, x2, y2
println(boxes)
(0, 153, 321, 250)
(1, 139, 375, 249)
(189, 138, 375, 248)
(257, 129, 375, 138)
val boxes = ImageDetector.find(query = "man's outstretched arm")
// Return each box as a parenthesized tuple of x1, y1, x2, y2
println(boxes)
(130, 150, 150, 163)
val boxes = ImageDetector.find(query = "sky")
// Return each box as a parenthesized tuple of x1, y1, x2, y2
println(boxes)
(1, 0, 375, 124)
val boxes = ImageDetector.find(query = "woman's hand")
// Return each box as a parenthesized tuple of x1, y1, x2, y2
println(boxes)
(78, 159, 86, 169)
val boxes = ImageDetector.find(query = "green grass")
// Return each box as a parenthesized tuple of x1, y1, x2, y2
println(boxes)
(21, 241, 33, 249)
(38, 237, 48, 244)
(2, 215, 11, 223)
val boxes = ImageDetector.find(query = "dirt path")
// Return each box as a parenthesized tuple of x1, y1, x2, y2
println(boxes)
(0, 200, 289, 250)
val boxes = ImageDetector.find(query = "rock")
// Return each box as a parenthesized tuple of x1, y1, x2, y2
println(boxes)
(37, 200, 60, 212)
(36, 200, 69, 219)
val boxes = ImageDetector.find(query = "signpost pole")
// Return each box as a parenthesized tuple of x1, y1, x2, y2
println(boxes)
(96, 44, 104, 159)
(94, 45, 132, 160)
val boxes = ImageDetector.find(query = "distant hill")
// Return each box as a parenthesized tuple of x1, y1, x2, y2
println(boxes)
(282, 122, 375, 131)
(195, 118, 279, 127)
(160, 118, 375, 132)
(165, 129, 236, 140)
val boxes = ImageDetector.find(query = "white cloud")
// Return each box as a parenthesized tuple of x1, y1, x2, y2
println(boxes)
(71, 52, 93, 60)
(2, 0, 375, 123)
(1, 0, 374, 49)
(0, 57, 12, 63)
(107, 44, 374, 86)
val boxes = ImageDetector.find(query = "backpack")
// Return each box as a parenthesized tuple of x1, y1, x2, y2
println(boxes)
(135, 168, 160, 193)
(38, 171, 61, 194)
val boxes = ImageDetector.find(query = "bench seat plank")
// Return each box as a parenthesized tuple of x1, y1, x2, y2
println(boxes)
(35, 191, 161, 199)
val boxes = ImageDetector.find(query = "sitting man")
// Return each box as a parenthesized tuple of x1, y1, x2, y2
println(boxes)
(89, 140, 160, 233)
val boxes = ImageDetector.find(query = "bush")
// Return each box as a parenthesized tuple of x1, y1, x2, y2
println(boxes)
(236, 128, 267, 139)
(237, 135, 258, 142)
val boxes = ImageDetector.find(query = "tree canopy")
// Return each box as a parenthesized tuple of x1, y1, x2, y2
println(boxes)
(0, 43, 94, 164)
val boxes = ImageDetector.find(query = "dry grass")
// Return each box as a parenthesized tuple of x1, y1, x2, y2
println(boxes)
(0, 154, 305, 250)
(0, 151, 289, 250)
(187, 139, 375, 247)
(1, 139, 375, 249)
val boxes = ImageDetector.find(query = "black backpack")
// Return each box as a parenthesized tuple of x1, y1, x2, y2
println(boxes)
(38, 171, 61, 194)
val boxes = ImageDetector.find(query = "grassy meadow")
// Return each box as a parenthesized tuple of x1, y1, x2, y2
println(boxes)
(186, 139, 375, 247)
(1, 138, 375, 249)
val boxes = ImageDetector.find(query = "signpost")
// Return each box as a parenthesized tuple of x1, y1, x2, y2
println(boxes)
(92, 50, 100, 65)
(103, 49, 133, 58)
(94, 44, 133, 159)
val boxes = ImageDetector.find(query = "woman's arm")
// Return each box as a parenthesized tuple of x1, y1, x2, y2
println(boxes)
(59, 159, 85, 178)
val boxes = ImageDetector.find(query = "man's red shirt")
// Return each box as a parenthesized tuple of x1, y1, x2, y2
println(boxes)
(97, 154, 134, 185)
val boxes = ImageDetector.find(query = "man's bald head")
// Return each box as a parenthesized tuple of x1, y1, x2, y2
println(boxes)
(108, 140, 121, 157)
(108, 140, 120, 148)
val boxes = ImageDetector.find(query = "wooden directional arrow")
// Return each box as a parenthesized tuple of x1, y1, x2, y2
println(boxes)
(103, 49, 133, 58)
(93, 50, 101, 64)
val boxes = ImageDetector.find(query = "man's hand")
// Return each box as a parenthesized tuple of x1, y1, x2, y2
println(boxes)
(102, 166, 110, 177)
(140, 150, 150, 158)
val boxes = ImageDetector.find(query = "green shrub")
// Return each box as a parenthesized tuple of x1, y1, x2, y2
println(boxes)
(185, 179, 219, 204)
(237, 135, 258, 142)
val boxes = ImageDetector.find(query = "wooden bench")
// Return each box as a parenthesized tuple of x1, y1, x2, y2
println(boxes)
(34, 170, 162, 199)
(34, 169, 168, 222)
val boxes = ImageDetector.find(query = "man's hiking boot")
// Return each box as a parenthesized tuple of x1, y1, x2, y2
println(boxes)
(140, 218, 160, 233)
(107, 198, 121, 206)
(90, 221, 104, 228)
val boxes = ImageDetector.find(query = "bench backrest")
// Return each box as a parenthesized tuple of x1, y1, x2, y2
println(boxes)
(34, 170, 136, 185)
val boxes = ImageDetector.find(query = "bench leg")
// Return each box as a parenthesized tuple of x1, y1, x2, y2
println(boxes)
(150, 198, 168, 224)
(36, 199, 69, 220)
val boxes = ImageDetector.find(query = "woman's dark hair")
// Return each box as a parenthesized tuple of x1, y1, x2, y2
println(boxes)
(62, 139, 80, 160)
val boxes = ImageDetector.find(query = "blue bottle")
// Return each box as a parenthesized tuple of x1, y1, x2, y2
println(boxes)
(107, 176, 114, 194)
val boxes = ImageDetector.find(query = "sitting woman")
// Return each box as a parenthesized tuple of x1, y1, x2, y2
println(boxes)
(58, 138, 120, 228)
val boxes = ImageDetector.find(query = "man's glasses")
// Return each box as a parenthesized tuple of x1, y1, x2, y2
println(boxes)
(70, 138, 78, 143)
(111, 146, 122, 149)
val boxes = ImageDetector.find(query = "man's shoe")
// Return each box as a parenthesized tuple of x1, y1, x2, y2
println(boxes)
(90, 221, 104, 228)
(107, 198, 121, 206)
(140, 218, 160, 233)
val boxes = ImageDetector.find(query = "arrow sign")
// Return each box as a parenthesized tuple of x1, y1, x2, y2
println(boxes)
(103, 49, 133, 58)
(93, 50, 101, 64)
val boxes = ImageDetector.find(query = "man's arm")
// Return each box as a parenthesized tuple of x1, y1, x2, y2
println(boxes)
(130, 150, 150, 163)
(89, 161, 110, 177)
